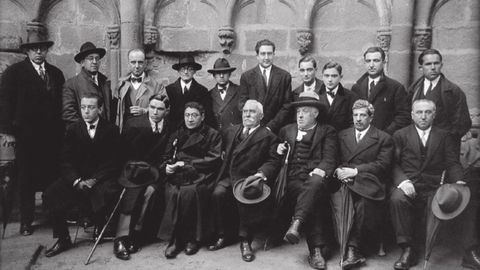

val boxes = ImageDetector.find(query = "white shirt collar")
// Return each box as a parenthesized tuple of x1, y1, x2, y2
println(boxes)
(244, 124, 260, 134)
(30, 60, 45, 73)
(304, 80, 316, 92)
(180, 79, 192, 91)
(415, 126, 432, 138)
(355, 125, 371, 139)
(423, 76, 441, 91)
(150, 118, 164, 133)
(85, 118, 99, 129)
(368, 76, 380, 86)
(326, 85, 339, 94)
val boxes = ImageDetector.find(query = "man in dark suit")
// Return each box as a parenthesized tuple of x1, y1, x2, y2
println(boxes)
(294, 57, 358, 132)
(333, 99, 394, 269)
(238, 39, 293, 133)
(276, 92, 337, 270)
(63, 42, 114, 127)
(113, 93, 171, 260)
(351, 47, 410, 135)
(43, 93, 121, 257)
(389, 99, 472, 270)
(0, 30, 65, 235)
(208, 58, 242, 135)
(209, 100, 281, 262)
(166, 55, 216, 129)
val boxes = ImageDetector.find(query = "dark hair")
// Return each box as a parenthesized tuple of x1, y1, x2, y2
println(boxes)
(418, 49, 442, 65)
(149, 93, 170, 109)
(184, 101, 205, 115)
(363, 46, 386, 61)
(298, 55, 317, 68)
(322, 61, 342, 75)
(255, 39, 276, 54)
(80, 92, 104, 108)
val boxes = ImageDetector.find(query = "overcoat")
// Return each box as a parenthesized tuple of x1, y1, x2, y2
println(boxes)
(210, 81, 242, 134)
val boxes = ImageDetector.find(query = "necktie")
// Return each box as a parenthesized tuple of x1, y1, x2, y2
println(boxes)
(262, 69, 268, 87)
(89, 124, 95, 139)
(368, 81, 375, 98)
(92, 75, 98, 86)
(154, 122, 160, 133)
(39, 65, 46, 81)
(356, 132, 362, 143)
(131, 76, 142, 83)
(241, 127, 250, 141)
(421, 130, 428, 146)
(218, 86, 225, 94)
(425, 81, 433, 96)
(183, 86, 188, 94)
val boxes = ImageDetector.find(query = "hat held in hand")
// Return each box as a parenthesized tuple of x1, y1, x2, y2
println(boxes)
(233, 175, 270, 204)
(431, 183, 470, 220)
(118, 161, 159, 188)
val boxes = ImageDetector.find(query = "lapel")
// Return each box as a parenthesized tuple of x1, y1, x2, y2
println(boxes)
(308, 124, 324, 157)
(180, 126, 205, 150)
(313, 78, 322, 95)
(225, 125, 243, 159)
(368, 74, 385, 102)
(341, 128, 358, 156)
(135, 79, 149, 104)
(405, 125, 422, 162)
(254, 66, 267, 100)
(267, 65, 279, 96)
(284, 125, 298, 158)
(347, 127, 379, 162)
(221, 83, 237, 110)
(330, 84, 347, 113)
(91, 118, 105, 143)
(233, 126, 269, 157)
(420, 127, 442, 171)
(24, 59, 46, 85)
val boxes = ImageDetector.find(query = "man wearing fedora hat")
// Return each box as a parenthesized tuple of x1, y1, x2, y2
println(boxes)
(63, 41, 114, 127)
(275, 91, 337, 269)
(208, 58, 242, 135)
(332, 99, 394, 269)
(0, 29, 65, 236)
(389, 99, 478, 270)
(166, 55, 216, 129)
(210, 100, 281, 262)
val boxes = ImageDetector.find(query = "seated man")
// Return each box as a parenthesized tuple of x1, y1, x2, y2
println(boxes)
(43, 93, 121, 257)
(210, 100, 281, 262)
(113, 94, 171, 260)
(158, 102, 222, 259)
(390, 99, 477, 270)
(276, 92, 337, 270)
(332, 99, 394, 269)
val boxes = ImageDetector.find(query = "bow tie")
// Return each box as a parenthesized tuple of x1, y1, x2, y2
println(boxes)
(218, 86, 226, 94)
(131, 76, 142, 83)
(89, 124, 96, 130)
(326, 90, 335, 98)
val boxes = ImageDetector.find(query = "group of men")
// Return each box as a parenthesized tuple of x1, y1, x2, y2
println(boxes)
(0, 28, 478, 270)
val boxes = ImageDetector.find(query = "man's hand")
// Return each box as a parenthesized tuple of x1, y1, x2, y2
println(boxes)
(456, 180, 467, 185)
(166, 161, 185, 174)
(398, 180, 416, 198)
(244, 175, 263, 187)
(129, 106, 146, 116)
(310, 168, 326, 178)
(144, 185, 155, 198)
(335, 167, 357, 180)
(0, 133, 15, 142)
(75, 180, 90, 191)
(276, 142, 288, 155)
(83, 178, 97, 188)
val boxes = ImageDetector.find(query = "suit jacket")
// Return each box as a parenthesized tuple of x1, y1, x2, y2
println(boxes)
(338, 126, 394, 200)
(238, 65, 293, 133)
(351, 72, 410, 135)
(278, 123, 337, 177)
(210, 81, 242, 134)
(392, 125, 464, 193)
(115, 72, 166, 131)
(63, 68, 114, 126)
(407, 74, 471, 139)
(166, 78, 216, 129)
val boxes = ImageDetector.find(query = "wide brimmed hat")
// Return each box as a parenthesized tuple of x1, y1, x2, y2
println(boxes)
(74, 42, 106, 63)
(207, 58, 236, 73)
(118, 161, 159, 188)
(431, 183, 470, 220)
(233, 176, 270, 204)
(20, 31, 54, 50)
(172, 55, 202, 71)
(291, 91, 325, 110)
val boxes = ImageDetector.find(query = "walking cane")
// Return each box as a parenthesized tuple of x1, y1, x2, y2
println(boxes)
(84, 188, 126, 265)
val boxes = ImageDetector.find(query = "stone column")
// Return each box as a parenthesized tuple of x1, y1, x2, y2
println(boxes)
(107, 25, 120, 91)
(119, 0, 141, 76)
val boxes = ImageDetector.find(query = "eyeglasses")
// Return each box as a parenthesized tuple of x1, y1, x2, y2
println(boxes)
(180, 66, 195, 72)
(184, 113, 200, 118)
(28, 46, 48, 52)
(85, 56, 101, 62)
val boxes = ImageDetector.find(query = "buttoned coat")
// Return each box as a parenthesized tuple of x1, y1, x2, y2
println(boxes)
(337, 126, 394, 200)
(238, 65, 293, 133)
(210, 81, 242, 134)
(351, 73, 410, 135)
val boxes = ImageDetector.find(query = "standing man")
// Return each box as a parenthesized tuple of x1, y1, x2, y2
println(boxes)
(238, 39, 293, 133)
(63, 42, 114, 127)
(166, 55, 216, 129)
(115, 48, 166, 131)
(332, 99, 394, 269)
(351, 47, 410, 135)
(0, 30, 65, 235)
(208, 58, 242, 134)
(408, 49, 471, 153)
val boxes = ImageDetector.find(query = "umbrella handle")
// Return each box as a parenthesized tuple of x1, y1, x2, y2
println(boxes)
(284, 143, 290, 165)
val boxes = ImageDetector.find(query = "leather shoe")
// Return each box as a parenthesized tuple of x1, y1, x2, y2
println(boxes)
(184, 241, 199, 255)
(20, 223, 33, 236)
(45, 237, 72, 257)
(308, 247, 326, 269)
(240, 241, 255, 262)
(394, 246, 416, 270)
(462, 247, 480, 270)
(165, 239, 182, 259)
(342, 246, 366, 269)
(113, 237, 130, 260)
(284, 219, 301, 244)
(128, 231, 141, 254)
(208, 237, 226, 251)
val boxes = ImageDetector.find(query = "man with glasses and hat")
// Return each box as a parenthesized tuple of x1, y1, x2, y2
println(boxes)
(0, 29, 65, 236)
(63, 42, 114, 127)
(208, 58, 242, 135)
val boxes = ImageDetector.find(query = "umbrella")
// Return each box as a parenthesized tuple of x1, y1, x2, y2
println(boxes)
(1, 161, 15, 239)
(332, 182, 355, 269)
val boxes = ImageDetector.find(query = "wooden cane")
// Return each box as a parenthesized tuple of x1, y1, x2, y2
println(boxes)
(84, 188, 126, 265)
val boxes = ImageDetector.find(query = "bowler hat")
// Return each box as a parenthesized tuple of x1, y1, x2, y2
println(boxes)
(233, 175, 270, 204)
(291, 91, 325, 111)
(118, 161, 159, 188)
(74, 42, 106, 63)
(20, 31, 54, 50)
(207, 58, 236, 73)
(431, 183, 470, 220)
(172, 55, 202, 71)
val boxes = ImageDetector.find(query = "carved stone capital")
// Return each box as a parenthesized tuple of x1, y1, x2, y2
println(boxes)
(296, 29, 313, 55)
(376, 28, 392, 52)
(413, 27, 432, 52)
(106, 25, 120, 49)
(144, 25, 159, 46)
(218, 26, 235, 54)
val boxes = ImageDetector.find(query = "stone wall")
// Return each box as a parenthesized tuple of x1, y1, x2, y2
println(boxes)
(1, 0, 479, 127)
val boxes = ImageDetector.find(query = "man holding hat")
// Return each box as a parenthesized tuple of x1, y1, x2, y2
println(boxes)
(0, 29, 65, 235)
(208, 58, 242, 134)
(63, 42, 114, 127)
(209, 99, 281, 262)
(166, 55, 216, 129)
(389, 99, 477, 270)
(275, 91, 337, 269)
